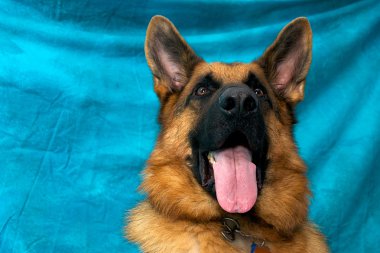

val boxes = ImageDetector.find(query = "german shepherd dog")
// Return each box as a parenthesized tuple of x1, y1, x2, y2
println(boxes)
(126, 16, 329, 253)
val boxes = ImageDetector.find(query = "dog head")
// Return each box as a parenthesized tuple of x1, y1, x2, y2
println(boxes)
(142, 15, 312, 233)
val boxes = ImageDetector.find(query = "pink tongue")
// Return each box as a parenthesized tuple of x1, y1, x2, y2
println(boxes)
(213, 146, 257, 213)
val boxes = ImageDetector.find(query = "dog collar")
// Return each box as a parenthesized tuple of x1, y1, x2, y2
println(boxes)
(221, 217, 265, 252)
(250, 243, 257, 253)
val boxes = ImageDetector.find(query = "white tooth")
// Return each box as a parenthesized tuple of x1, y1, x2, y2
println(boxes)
(208, 152, 216, 164)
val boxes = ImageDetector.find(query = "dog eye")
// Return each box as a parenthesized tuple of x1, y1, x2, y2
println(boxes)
(195, 87, 210, 96)
(254, 88, 264, 97)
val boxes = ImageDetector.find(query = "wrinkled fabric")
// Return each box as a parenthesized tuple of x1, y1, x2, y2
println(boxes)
(0, 0, 379, 252)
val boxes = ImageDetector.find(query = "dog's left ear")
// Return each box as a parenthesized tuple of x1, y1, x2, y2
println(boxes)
(258, 17, 312, 104)
(145, 16, 202, 102)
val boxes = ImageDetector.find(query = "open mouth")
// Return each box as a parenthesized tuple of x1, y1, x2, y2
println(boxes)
(199, 131, 264, 214)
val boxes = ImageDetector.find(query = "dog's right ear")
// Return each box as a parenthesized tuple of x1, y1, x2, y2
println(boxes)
(145, 16, 202, 102)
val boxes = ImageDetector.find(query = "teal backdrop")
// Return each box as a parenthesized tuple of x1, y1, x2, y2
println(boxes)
(0, 0, 379, 252)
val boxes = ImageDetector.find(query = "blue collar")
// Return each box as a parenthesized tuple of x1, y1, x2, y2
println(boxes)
(250, 243, 256, 253)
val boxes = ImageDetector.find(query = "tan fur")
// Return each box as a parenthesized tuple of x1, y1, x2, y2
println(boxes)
(126, 16, 329, 253)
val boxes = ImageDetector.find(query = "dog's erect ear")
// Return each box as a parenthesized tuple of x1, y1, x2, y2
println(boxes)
(145, 16, 202, 101)
(258, 17, 312, 104)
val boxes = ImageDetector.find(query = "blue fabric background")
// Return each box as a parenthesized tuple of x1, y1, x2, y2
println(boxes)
(0, 0, 379, 252)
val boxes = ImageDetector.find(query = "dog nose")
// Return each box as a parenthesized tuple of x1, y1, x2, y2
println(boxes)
(219, 86, 258, 116)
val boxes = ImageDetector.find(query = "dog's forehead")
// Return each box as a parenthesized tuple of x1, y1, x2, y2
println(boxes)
(191, 62, 265, 85)
(208, 62, 250, 83)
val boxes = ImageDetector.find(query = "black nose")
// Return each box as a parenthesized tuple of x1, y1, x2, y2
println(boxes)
(219, 86, 258, 116)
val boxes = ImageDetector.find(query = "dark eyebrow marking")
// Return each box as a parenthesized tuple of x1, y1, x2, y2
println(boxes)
(195, 73, 220, 89)
(244, 72, 262, 89)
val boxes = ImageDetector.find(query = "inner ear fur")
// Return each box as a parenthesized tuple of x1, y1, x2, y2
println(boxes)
(145, 15, 202, 102)
(258, 17, 312, 104)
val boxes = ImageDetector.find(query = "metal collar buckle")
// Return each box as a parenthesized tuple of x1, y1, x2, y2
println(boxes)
(221, 217, 265, 247)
